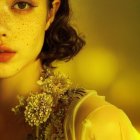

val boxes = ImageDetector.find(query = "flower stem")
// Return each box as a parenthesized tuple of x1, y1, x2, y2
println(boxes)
(36, 126, 39, 140)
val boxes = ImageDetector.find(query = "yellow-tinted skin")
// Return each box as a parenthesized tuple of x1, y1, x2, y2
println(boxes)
(0, 0, 60, 102)
(0, 0, 49, 78)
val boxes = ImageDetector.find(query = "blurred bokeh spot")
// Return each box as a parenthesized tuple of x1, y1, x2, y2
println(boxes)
(54, 0, 140, 131)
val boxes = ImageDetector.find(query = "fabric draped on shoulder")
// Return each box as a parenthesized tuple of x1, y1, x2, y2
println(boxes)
(64, 90, 140, 140)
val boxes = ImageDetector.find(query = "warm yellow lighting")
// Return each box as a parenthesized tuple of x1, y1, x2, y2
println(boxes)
(74, 47, 119, 89)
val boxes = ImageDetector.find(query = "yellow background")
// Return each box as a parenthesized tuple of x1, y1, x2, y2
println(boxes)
(54, 0, 140, 131)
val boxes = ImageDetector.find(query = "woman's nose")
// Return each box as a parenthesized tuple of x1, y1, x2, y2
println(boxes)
(0, 33, 6, 37)
(0, 15, 10, 41)
(0, 33, 7, 43)
(0, 27, 7, 42)
(0, 6, 10, 42)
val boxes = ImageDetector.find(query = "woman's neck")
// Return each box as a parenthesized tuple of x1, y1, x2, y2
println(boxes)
(0, 59, 43, 104)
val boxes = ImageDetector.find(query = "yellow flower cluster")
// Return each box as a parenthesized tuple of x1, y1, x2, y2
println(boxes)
(24, 93, 53, 126)
(11, 95, 25, 114)
(12, 66, 76, 139)
(37, 70, 72, 98)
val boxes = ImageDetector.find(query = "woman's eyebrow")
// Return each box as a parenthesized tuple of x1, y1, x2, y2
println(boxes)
(8, 0, 38, 3)
(7, 0, 39, 6)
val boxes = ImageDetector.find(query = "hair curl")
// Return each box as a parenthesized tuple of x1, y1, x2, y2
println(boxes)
(39, 0, 86, 65)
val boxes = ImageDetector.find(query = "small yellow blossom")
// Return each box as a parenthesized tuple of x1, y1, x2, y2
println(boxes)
(24, 93, 53, 126)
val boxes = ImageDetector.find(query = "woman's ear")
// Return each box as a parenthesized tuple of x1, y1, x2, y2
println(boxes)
(45, 0, 61, 31)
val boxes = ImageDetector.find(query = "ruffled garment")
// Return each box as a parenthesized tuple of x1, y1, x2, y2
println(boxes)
(64, 90, 140, 140)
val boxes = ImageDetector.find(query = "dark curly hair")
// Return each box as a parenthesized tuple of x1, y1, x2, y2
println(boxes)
(39, 0, 86, 65)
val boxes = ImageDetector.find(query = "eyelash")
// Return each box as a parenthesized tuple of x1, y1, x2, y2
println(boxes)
(11, 1, 37, 11)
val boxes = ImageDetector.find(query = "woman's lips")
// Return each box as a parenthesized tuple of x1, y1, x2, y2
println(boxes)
(0, 46, 16, 62)
(0, 52, 16, 62)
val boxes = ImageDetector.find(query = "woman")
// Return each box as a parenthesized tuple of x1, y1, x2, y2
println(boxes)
(0, 0, 139, 139)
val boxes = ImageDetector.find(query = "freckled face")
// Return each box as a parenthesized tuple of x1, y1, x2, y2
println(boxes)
(0, 0, 49, 78)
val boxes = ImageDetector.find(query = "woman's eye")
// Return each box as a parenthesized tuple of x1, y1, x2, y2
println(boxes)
(12, 2, 34, 10)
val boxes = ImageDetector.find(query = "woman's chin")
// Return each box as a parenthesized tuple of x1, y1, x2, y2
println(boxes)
(0, 70, 19, 78)
(0, 63, 21, 78)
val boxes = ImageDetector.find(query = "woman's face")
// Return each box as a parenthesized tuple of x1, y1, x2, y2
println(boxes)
(0, 0, 57, 78)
